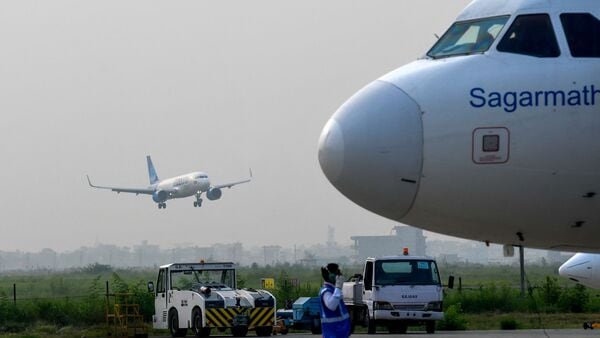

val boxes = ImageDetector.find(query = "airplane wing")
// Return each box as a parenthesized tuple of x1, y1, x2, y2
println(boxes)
(87, 175, 155, 195)
(212, 169, 253, 189)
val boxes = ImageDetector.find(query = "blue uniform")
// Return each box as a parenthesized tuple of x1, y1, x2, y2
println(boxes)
(319, 283, 351, 338)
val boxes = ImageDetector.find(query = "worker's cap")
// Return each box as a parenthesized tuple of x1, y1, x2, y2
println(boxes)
(321, 263, 340, 283)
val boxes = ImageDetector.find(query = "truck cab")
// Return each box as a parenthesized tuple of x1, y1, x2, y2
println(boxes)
(148, 262, 275, 337)
(343, 253, 452, 334)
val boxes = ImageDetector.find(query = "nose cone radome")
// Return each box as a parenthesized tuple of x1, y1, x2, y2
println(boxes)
(559, 253, 593, 284)
(318, 80, 423, 220)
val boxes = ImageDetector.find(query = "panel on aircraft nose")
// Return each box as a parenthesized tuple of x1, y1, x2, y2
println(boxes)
(319, 80, 423, 221)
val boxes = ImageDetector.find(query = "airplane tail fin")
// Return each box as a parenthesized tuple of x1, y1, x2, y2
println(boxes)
(147, 156, 159, 184)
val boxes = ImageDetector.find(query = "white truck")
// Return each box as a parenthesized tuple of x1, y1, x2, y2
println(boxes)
(147, 262, 276, 337)
(343, 253, 453, 334)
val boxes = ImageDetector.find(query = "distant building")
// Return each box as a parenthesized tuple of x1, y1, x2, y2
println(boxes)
(351, 226, 426, 260)
(438, 254, 460, 264)
(262, 245, 282, 266)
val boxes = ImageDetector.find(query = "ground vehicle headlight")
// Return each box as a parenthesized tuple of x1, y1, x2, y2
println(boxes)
(426, 301, 443, 311)
(373, 301, 394, 310)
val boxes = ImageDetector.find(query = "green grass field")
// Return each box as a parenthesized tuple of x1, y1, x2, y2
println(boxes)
(0, 262, 599, 336)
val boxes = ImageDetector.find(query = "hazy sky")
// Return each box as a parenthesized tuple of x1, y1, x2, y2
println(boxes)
(0, 1, 472, 252)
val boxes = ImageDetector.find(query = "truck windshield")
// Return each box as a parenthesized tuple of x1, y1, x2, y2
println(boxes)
(427, 16, 509, 59)
(170, 269, 235, 291)
(374, 260, 440, 286)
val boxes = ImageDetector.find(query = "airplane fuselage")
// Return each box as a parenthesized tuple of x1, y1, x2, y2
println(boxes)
(154, 172, 211, 200)
(319, 0, 600, 252)
(389, 54, 599, 252)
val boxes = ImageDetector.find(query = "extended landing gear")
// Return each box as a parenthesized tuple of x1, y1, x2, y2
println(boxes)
(157, 203, 167, 209)
(194, 193, 203, 208)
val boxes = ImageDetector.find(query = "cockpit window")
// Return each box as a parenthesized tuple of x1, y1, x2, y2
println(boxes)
(560, 13, 600, 58)
(195, 175, 208, 179)
(497, 14, 560, 58)
(427, 16, 509, 59)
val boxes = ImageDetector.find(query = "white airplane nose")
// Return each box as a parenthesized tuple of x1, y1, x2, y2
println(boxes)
(318, 80, 423, 220)
(559, 253, 593, 282)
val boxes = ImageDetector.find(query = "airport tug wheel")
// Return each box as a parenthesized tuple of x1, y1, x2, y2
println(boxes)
(192, 308, 210, 337)
(231, 326, 248, 337)
(255, 326, 272, 336)
(168, 309, 187, 337)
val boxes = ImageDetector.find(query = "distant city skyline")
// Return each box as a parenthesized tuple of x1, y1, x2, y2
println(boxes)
(0, 231, 572, 272)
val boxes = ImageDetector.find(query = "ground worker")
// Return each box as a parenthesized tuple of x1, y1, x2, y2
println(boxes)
(319, 263, 351, 338)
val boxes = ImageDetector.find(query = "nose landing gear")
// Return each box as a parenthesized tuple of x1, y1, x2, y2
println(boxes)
(194, 193, 203, 208)
(157, 203, 167, 209)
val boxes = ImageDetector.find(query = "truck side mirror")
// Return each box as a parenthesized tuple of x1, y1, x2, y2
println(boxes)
(147, 281, 155, 293)
(364, 261, 374, 290)
(447, 276, 455, 289)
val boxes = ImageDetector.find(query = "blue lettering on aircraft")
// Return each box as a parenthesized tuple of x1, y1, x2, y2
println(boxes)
(470, 85, 599, 113)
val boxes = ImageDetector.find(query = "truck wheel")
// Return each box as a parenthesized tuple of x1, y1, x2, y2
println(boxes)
(366, 312, 376, 334)
(309, 325, 322, 334)
(388, 322, 407, 334)
(231, 326, 248, 337)
(168, 309, 187, 337)
(255, 326, 272, 336)
(426, 321, 436, 334)
(192, 308, 211, 337)
(310, 319, 322, 334)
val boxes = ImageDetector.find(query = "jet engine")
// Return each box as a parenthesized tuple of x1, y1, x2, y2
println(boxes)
(559, 253, 600, 289)
(206, 188, 222, 201)
(152, 190, 168, 203)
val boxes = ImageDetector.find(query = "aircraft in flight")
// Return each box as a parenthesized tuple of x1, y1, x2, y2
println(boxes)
(319, 0, 599, 253)
(87, 156, 251, 209)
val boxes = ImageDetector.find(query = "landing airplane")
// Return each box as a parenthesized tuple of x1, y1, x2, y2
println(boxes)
(87, 156, 251, 209)
(319, 0, 599, 254)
